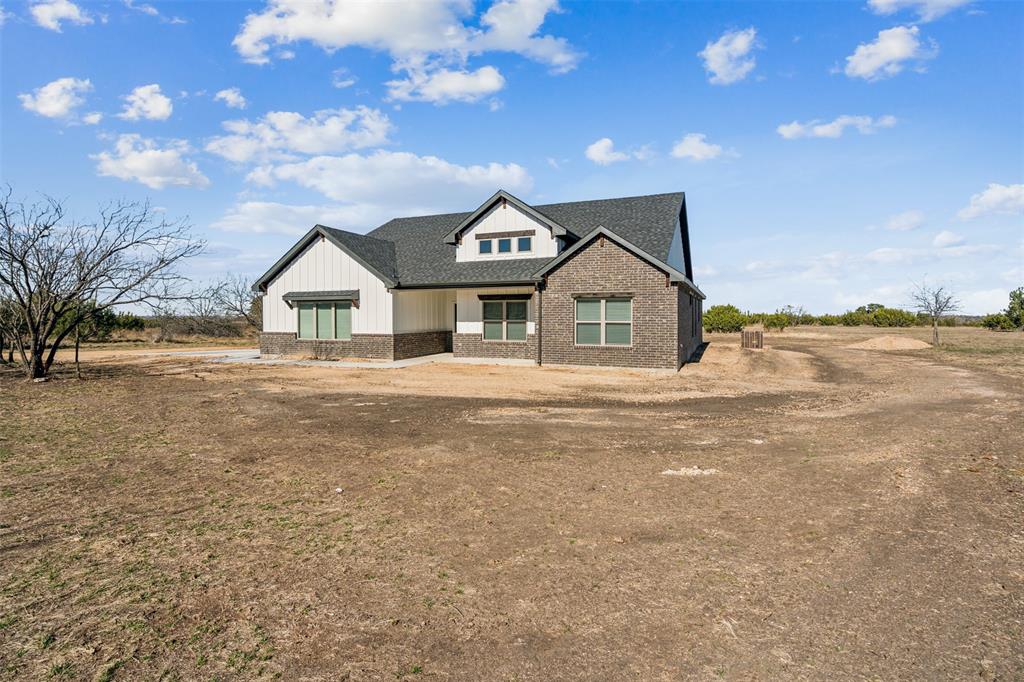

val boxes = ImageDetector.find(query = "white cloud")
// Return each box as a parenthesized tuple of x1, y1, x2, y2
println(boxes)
(867, 0, 972, 22)
(30, 0, 92, 31)
(82, 111, 103, 125)
(331, 68, 357, 89)
(777, 114, 897, 139)
(698, 27, 759, 85)
(585, 138, 629, 166)
(884, 209, 925, 231)
(671, 133, 723, 161)
(386, 64, 505, 104)
(844, 25, 937, 81)
(212, 201, 394, 235)
(932, 230, 964, 248)
(18, 76, 92, 119)
(247, 150, 533, 210)
(960, 288, 1011, 315)
(118, 84, 173, 121)
(205, 106, 393, 164)
(214, 87, 248, 109)
(93, 134, 210, 189)
(123, 0, 157, 16)
(957, 183, 1024, 220)
(232, 0, 579, 105)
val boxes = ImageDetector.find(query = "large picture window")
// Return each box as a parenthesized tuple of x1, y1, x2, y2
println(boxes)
(575, 298, 631, 346)
(298, 301, 352, 340)
(483, 300, 527, 341)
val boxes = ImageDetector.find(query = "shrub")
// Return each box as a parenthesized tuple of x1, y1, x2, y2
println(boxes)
(817, 314, 840, 326)
(840, 310, 869, 326)
(981, 313, 1015, 331)
(871, 307, 916, 327)
(703, 304, 747, 333)
(763, 312, 790, 331)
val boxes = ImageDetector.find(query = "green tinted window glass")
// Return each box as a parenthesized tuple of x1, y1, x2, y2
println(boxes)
(576, 299, 601, 321)
(606, 299, 631, 322)
(298, 303, 315, 338)
(334, 302, 351, 340)
(483, 321, 504, 340)
(506, 301, 527, 320)
(316, 303, 333, 339)
(605, 323, 631, 346)
(506, 321, 527, 340)
(576, 323, 601, 345)
(483, 301, 503, 320)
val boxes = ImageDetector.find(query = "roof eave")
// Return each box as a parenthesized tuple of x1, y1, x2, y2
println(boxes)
(533, 225, 705, 299)
(252, 225, 398, 293)
(442, 190, 574, 245)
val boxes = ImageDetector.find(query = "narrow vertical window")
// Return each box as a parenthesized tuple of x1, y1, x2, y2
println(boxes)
(298, 303, 315, 339)
(316, 303, 333, 339)
(335, 302, 352, 340)
(506, 301, 527, 340)
(483, 301, 504, 340)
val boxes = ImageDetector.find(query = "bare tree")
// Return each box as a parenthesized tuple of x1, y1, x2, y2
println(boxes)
(910, 281, 960, 346)
(0, 188, 203, 378)
(211, 273, 262, 330)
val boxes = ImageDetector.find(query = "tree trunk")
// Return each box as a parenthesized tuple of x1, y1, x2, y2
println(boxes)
(932, 319, 940, 346)
(75, 321, 82, 379)
(29, 347, 46, 379)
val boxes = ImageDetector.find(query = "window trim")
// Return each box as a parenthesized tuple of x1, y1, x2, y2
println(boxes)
(482, 299, 528, 343)
(574, 298, 632, 347)
(297, 301, 353, 341)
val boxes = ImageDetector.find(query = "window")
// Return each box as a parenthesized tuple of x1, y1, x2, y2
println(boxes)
(479, 239, 493, 254)
(482, 300, 527, 341)
(297, 301, 352, 340)
(517, 236, 532, 252)
(497, 238, 512, 253)
(575, 298, 631, 346)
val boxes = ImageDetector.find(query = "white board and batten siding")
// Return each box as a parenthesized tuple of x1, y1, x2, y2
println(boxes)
(456, 287, 536, 335)
(393, 289, 455, 333)
(455, 203, 559, 263)
(262, 237, 393, 334)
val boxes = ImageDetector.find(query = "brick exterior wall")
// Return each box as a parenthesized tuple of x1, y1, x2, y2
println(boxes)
(676, 291, 704, 368)
(393, 331, 452, 360)
(260, 331, 451, 361)
(260, 332, 394, 359)
(453, 333, 538, 361)
(539, 239, 682, 369)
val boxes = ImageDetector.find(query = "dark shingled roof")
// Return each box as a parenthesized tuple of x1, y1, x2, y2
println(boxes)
(330, 192, 685, 287)
(320, 226, 398, 282)
(257, 193, 685, 289)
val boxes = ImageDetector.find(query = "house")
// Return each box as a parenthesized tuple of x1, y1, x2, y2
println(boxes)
(253, 190, 704, 370)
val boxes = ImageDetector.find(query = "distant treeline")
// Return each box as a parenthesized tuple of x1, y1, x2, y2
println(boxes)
(704, 293, 1024, 333)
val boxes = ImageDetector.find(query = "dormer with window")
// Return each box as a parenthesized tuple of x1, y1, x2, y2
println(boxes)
(446, 190, 572, 263)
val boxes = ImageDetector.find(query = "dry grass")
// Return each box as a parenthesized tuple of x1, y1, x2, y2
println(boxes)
(1, 326, 1021, 680)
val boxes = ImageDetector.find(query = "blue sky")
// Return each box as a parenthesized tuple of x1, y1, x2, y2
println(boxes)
(2, 0, 1021, 314)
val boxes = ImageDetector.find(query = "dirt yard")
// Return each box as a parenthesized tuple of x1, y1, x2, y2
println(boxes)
(1, 327, 1022, 680)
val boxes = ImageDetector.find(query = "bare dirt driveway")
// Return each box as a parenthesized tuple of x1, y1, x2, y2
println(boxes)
(1, 328, 1021, 680)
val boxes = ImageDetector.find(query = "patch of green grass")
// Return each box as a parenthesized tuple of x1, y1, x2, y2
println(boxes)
(47, 661, 74, 678)
(40, 631, 56, 650)
(97, 660, 123, 682)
